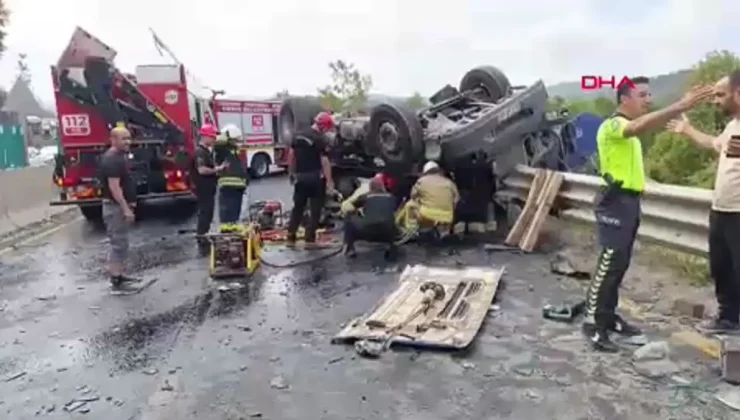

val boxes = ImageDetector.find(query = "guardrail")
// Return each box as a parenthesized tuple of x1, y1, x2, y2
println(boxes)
(500, 165, 712, 257)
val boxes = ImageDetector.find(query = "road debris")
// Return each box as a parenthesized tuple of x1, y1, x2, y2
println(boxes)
(542, 300, 585, 323)
(482, 243, 520, 253)
(354, 339, 384, 358)
(328, 356, 344, 364)
(672, 299, 705, 319)
(161, 379, 174, 391)
(270, 376, 289, 390)
(716, 385, 740, 411)
(633, 341, 670, 361)
(549, 253, 589, 280)
(633, 359, 681, 378)
(4, 371, 26, 382)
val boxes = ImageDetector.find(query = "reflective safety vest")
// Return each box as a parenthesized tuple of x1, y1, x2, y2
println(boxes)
(596, 115, 645, 192)
(214, 141, 248, 189)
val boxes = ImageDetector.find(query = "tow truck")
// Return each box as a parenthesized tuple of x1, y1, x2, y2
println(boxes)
(50, 27, 214, 221)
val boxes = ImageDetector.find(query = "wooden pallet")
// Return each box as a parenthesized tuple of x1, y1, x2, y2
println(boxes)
(504, 169, 564, 252)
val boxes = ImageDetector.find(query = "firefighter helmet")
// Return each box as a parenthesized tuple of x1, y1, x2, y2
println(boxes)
(220, 124, 242, 140)
(422, 161, 439, 173)
(199, 124, 219, 138)
(313, 112, 335, 132)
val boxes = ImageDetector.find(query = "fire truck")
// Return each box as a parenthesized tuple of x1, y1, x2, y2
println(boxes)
(210, 99, 289, 178)
(50, 27, 218, 221)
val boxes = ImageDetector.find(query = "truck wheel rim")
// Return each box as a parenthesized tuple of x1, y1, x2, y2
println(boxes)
(378, 121, 402, 160)
(256, 160, 267, 176)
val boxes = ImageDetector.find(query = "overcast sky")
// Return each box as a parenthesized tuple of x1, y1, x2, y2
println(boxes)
(0, 0, 737, 108)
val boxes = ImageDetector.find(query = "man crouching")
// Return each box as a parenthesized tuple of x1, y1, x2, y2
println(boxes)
(341, 175, 399, 259)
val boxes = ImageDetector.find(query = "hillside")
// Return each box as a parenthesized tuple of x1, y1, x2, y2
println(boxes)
(546, 69, 692, 102)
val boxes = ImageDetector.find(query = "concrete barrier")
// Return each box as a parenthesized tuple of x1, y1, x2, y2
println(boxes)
(0, 165, 72, 237)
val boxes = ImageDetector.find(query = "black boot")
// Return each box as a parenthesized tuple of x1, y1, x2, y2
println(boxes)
(609, 314, 643, 336)
(582, 322, 619, 353)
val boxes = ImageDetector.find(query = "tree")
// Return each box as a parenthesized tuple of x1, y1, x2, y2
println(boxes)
(646, 50, 740, 187)
(406, 92, 426, 110)
(274, 89, 290, 100)
(17, 53, 30, 83)
(317, 60, 373, 113)
(0, 0, 8, 58)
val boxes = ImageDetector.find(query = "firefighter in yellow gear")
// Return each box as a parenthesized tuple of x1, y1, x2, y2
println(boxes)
(397, 161, 459, 234)
(214, 124, 248, 226)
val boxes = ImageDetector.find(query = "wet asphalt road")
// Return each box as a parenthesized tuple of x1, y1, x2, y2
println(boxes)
(0, 175, 735, 419)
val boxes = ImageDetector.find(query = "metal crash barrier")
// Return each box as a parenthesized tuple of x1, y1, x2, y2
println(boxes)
(500, 165, 711, 257)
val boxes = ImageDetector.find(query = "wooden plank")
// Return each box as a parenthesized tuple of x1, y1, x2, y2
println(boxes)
(519, 171, 564, 252)
(504, 169, 548, 246)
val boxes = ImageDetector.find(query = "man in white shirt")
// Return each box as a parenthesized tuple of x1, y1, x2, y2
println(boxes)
(667, 71, 740, 333)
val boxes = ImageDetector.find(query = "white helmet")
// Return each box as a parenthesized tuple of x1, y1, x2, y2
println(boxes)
(422, 161, 439, 173)
(220, 124, 242, 141)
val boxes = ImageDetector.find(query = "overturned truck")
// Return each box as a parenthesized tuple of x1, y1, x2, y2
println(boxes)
(278, 66, 575, 195)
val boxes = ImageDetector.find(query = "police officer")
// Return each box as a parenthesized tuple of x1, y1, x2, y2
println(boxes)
(214, 124, 248, 225)
(193, 124, 227, 250)
(583, 79, 713, 352)
(286, 112, 336, 247)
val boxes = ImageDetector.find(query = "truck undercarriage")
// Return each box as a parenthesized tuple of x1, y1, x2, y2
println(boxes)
(278, 66, 576, 215)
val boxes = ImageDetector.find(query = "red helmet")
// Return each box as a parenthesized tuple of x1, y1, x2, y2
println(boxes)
(313, 112, 335, 132)
(199, 124, 219, 138)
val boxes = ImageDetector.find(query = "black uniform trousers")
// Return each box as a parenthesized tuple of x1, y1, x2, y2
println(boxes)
(585, 187, 641, 328)
(287, 174, 325, 242)
(709, 210, 740, 323)
(344, 215, 397, 249)
(196, 183, 217, 238)
(219, 187, 245, 224)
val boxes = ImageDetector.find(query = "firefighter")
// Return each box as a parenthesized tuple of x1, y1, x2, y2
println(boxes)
(341, 175, 399, 259)
(582, 79, 713, 352)
(398, 161, 459, 234)
(286, 112, 336, 247)
(215, 124, 248, 225)
(193, 124, 227, 250)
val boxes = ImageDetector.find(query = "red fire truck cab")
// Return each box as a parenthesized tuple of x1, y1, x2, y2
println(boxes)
(50, 27, 211, 221)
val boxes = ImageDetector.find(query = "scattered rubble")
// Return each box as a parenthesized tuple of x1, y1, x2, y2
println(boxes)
(270, 376, 289, 390)
(633, 341, 670, 361)
(549, 253, 590, 280)
(633, 360, 681, 378)
(672, 299, 705, 319)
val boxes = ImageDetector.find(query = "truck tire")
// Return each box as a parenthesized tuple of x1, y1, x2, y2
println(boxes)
(366, 103, 424, 171)
(459, 66, 511, 103)
(250, 153, 271, 179)
(79, 204, 102, 223)
(279, 97, 323, 145)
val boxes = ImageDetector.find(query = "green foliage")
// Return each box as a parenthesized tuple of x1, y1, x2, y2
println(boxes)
(318, 60, 373, 113)
(558, 50, 740, 188)
(406, 91, 426, 110)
